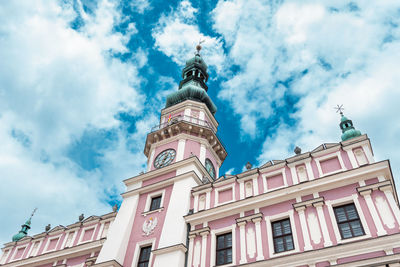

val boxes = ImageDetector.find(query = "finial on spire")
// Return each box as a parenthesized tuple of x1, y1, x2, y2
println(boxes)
(334, 104, 344, 116)
(196, 39, 205, 55)
(30, 208, 38, 220)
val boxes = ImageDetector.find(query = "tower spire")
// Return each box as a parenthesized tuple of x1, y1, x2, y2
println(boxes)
(164, 42, 217, 115)
(335, 105, 362, 141)
(12, 208, 37, 242)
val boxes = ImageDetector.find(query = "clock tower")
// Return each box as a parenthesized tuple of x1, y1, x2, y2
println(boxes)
(96, 45, 226, 267)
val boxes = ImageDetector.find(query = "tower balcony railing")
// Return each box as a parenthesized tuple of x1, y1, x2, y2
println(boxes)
(151, 115, 217, 134)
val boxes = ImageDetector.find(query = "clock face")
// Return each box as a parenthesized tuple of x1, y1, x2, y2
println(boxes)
(205, 159, 216, 180)
(154, 149, 176, 169)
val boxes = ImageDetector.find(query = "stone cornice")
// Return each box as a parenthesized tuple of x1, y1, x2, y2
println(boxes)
(91, 260, 123, 267)
(189, 227, 210, 237)
(236, 213, 263, 225)
(151, 243, 187, 255)
(357, 180, 391, 195)
(124, 156, 210, 187)
(122, 171, 203, 199)
(185, 160, 392, 224)
(293, 197, 324, 210)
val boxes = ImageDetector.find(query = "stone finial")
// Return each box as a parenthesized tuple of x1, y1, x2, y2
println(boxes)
(45, 224, 51, 232)
(79, 214, 84, 222)
(245, 162, 252, 170)
(112, 204, 118, 212)
(294, 146, 301, 155)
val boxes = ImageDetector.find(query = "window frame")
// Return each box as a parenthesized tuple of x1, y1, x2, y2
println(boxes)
(143, 189, 165, 215)
(149, 195, 162, 211)
(137, 245, 152, 267)
(215, 232, 233, 266)
(265, 210, 299, 258)
(333, 203, 365, 239)
(271, 218, 295, 253)
(326, 194, 371, 244)
(132, 239, 155, 267)
(211, 225, 236, 266)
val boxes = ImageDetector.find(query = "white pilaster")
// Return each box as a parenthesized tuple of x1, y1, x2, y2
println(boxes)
(345, 148, 358, 168)
(360, 190, 387, 236)
(238, 222, 247, 264)
(362, 144, 375, 163)
(239, 182, 245, 200)
(313, 202, 332, 247)
(296, 207, 313, 251)
(96, 194, 139, 265)
(200, 232, 208, 267)
(187, 236, 195, 267)
(199, 144, 206, 165)
(253, 218, 264, 261)
(290, 167, 299, 185)
(305, 161, 314, 180)
(176, 139, 186, 161)
(252, 177, 259, 195)
(158, 178, 197, 247)
(147, 148, 155, 172)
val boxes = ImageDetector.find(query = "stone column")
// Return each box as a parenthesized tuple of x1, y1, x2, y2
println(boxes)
(187, 234, 195, 267)
(252, 218, 265, 261)
(295, 206, 313, 251)
(313, 202, 332, 247)
(359, 189, 387, 236)
(200, 231, 208, 267)
(238, 221, 247, 264)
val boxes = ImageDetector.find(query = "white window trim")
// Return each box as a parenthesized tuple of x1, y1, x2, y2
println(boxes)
(130, 238, 156, 267)
(325, 194, 371, 244)
(0, 249, 11, 264)
(10, 244, 27, 261)
(262, 168, 288, 193)
(239, 176, 259, 200)
(211, 225, 236, 267)
(43, 234, 62, 253)
(315, 151, 346, 177)
(26, 239, 43, 257)
(144, 189, 166, 213)
(265, 210, 299, 258)
(77, 224, 98, 245)
(62, 230, 78, 249)
(215, 184, 235, 206)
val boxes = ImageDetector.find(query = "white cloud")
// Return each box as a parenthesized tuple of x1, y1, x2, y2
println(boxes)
(0, 0, 148, 244)
(152, 0, 227, 75)
(212, 0, 400, 185)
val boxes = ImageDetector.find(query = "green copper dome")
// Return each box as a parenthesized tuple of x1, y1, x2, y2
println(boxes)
(339, 113, 362, 141)
(165, 51, 217, 115)
(12, 218, 31, 242)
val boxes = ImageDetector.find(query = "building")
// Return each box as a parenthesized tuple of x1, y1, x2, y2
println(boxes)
(1, 45, 400, 267)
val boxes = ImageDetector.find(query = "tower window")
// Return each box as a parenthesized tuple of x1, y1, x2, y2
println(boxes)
(138, 245, 152, 267)
(150, 195, 162, 211)
(272, 219, 294, 253)
(216, 232, 232, 265)
(334, 203, 364, 239)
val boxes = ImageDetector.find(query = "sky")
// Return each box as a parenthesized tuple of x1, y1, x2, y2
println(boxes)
(1, 0, 400, 245)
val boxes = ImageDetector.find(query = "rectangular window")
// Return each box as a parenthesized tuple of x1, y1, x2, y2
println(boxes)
(272, 219, 294, 253)
(138, 245, 152, 267)
(216, 232, 232, 266)
(149, 196, 162, 211)
(334, 203, 365, 239)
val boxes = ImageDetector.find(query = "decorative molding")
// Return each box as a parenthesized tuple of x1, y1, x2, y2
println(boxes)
(151, 243, 187, 255)
(184, 160, 392, 225)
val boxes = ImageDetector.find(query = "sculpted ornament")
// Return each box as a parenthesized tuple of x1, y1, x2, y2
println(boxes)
(142, 217, 158, 236)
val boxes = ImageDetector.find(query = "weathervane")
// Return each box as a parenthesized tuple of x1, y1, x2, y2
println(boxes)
(196, 39, 205, 54)
(30, 208, 38, 219)
(334, 104, 344, 115)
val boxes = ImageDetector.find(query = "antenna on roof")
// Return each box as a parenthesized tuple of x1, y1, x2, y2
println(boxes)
(30, 208, 38, 219)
